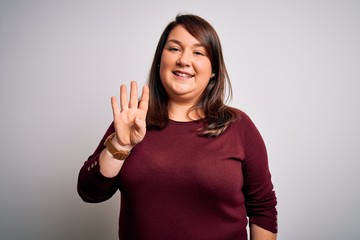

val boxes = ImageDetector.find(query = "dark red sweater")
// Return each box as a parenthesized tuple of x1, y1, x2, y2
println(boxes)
(78, 110, 277, 240)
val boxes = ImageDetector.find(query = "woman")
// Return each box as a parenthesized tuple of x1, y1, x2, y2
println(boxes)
(78, 14, 277, 240)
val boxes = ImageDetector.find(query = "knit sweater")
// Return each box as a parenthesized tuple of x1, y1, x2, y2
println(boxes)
(77, 110, 277, 240)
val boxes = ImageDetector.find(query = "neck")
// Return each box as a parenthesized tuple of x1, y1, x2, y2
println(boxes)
(168, 102, 203, 122)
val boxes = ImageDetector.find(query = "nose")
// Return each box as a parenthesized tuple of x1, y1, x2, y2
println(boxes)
(176, 52, 191, 67)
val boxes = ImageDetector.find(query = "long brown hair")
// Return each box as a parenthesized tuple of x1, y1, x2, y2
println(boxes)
(146, 14, 237, 137)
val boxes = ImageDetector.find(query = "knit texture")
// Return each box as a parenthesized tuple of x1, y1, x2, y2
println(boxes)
(78, 109, 277, 240)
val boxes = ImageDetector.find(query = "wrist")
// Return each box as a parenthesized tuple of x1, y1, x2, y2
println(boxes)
(111, 135, 133, 152)
(104, 133, 132, 160)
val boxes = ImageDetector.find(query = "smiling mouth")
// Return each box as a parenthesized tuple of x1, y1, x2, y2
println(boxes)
(172, 71, 195, 78)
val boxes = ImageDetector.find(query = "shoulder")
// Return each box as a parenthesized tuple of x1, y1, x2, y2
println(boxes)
(228, 107, 253, 125)
(226, 108, 267, 156)
(226, 107, 262, 136)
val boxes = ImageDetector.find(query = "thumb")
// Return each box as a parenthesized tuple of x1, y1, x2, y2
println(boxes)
(134, 117, 146, 135)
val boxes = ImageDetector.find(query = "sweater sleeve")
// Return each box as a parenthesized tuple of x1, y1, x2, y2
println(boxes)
(77, 123, 119, 203)
(241, 113, 278, 233)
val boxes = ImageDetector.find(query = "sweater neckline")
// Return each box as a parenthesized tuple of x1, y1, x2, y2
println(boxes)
(168, 119, 203, 125)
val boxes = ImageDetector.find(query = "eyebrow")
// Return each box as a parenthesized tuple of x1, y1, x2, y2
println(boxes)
(166, 39, 204, 48)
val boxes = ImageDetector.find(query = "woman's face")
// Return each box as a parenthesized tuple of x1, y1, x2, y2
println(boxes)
(159, 25, 212, 105)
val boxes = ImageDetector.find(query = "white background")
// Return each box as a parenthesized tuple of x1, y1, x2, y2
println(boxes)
(0, 0, 359, 239)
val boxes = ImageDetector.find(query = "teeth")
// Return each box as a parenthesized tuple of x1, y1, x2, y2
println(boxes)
(178, 73, 189, 77)
(174, 71, 193, 77)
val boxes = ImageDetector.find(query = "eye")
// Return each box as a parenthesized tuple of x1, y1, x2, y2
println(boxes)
(168, 47, 180, 52)
(194, 51, 205, 56)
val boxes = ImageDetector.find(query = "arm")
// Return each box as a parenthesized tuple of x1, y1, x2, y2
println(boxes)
(77, 81, 149, 202)
(100, 81, 149, 177)
(250, 224, 277, 240)
(77, 124, 119, 203)
(240, 113, 278, 236)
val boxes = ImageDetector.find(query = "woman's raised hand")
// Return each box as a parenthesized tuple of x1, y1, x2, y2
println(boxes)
(111, 81, 149, 147)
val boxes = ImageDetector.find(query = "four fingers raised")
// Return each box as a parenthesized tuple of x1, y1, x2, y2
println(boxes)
(111, 80, 149, 119)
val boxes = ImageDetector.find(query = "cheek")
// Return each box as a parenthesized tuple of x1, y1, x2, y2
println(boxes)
(159, 56, 167, 80)
(159, 54, 173, 77)
(159, 64, 168, 83)
(196, 61, 212, 78)
(160, 51, 174, 67)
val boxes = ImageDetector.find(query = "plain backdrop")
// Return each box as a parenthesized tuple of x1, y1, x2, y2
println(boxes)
(1, 0, 359, 239)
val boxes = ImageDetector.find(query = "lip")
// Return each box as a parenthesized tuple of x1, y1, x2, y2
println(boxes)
(172, 70, 195, 78)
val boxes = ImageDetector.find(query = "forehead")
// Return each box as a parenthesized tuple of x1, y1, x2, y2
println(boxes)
(167, 25, 203, 46)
